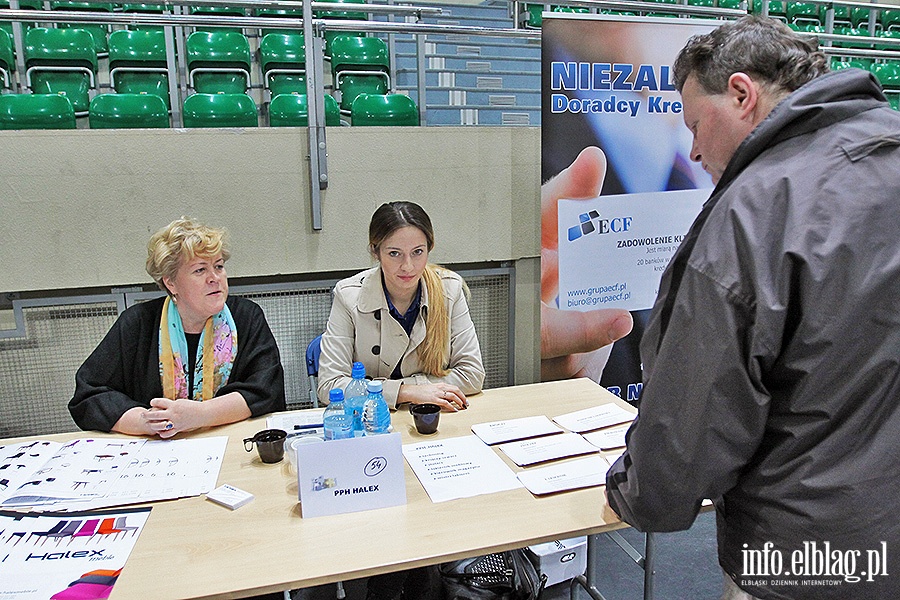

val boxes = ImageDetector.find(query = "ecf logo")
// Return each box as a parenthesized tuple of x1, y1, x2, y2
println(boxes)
(567, 211, 633, 242)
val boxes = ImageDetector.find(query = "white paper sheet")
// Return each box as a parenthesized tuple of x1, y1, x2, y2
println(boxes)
(517, 455, 610, 496)
(470, 415, 564, 445)
(498, 433, 599, 467)
(402, 435, 523, 503)
(583, 424, 631, 450)
(0, 437, 227, 511)
(552, 403, 635, 434)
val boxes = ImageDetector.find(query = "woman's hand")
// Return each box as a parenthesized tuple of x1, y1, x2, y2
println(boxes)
(145, 398, 207, 438)
(398, 383, 468, 412)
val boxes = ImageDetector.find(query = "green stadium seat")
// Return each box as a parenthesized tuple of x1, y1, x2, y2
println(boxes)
(871, 61, 900, 89)
(883, 10, 900, 32)
(875, 29, 900, 51)
(825, 4, 851, 27)
(0, 0, 42, 43)
(330, 35, 390, 113)
(751, 0, 785, 20)
(786, 2, 819, 27)
(887, 93, 900, 110)
(316, 0, 367, 56)
(524, 4, 543, 29)
(256, 7, 303, 37)
(833, 26, 873, 50)
(851, 7, 880, 31)
(50, 1, 114, 56)
(0, 93, 76, 129)
(108, 29, 170, 109)
(269, 93, 341, 127)
(190, 5, 244, 35)
(788, 21, 824, 33)
(688, 0, 716, 8)
(24, 27, 97, 115)
(186, 31, 251, 94)
(260, 33, 306, 97)
(89, 92, 169, 128)
(182, 92, 257, 128)
(350, 93, 418, 126)
(122, 3, 166, 33)
(1, 30, 13, 89)
(716, 0, 744, 10)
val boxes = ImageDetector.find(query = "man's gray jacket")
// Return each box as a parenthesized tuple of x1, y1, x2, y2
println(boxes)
(607, 68, 900, 599)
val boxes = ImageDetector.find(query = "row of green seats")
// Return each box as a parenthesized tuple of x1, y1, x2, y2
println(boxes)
(831, 56, 900, 89)
(753, 1, 900, 32)
(3, 26, 392, 116)
(0, 91, 419, 129)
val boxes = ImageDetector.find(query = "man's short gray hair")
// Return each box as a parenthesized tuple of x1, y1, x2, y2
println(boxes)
(673, 15, 829, 95)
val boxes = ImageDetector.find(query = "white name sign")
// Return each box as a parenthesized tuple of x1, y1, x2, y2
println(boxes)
(296, 433, 407, 518)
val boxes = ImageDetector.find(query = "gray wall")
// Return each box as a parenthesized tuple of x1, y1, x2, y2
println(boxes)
(0, 125, 542, 383)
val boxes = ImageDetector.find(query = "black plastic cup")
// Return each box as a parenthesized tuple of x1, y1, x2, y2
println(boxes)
(243, 429, 287, 463)
(410, 403, 441, 435)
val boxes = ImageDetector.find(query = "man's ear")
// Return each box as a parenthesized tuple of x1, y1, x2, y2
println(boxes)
(726, 72, 758, 120)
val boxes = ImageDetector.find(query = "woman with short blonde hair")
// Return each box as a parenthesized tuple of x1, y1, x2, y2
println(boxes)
(70, 217, 285, 437)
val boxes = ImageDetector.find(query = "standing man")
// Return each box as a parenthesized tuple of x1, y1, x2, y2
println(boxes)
(606, 15, 900, 600)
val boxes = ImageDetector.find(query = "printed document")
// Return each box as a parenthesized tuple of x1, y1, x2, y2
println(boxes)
(471, 415, 564, 445)
(517, 455, 610, 496)
(403, 435, 523, 503)
(583, 423, 631, 450)
(553, 403, 635, 434)
(498, 433, 599, 467)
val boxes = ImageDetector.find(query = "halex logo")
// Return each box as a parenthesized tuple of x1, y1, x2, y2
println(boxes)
(567, 211, 633, 242)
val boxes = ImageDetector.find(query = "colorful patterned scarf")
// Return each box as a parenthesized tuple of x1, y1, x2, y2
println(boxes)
(159, 296, 237, 401)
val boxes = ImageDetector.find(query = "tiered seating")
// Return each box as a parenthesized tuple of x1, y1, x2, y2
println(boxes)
(190, 4, 244, 35)
(24, 27, 97, 115)
(350, 92, 419, 126)
(88, 92, 169, 128)
(269, 92, 341, 127)
(122, 3, 167, 33)
(186, 31, 251, 94)
(256, 7, 303, 38)
(0, 93, 76, 129)
(260, 32, 306, 98)
(1, 30, 12, 90)
(883, 10, 900, 32)
(751, 0, 786, 21)
(331, 35, 390, 113)
(182, 92, 257, 127)
(108, 29, 170, 109)
(50, 1, 113, 56)
(315, 0, 368, 56)
(0, 0, 41, 41)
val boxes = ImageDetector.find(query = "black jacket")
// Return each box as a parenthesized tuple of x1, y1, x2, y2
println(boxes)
(69, 295, 285, 432)
(607, 69, 900, 599)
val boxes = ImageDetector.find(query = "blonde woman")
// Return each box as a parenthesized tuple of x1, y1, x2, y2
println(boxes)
(318, 201, 485, 412)
(69, 218, 285, 437)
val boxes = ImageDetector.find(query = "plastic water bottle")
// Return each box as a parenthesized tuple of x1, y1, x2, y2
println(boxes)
(344, 362, 368, 437)
(362, 380, 391, 436)
(323, 388, 348, 441)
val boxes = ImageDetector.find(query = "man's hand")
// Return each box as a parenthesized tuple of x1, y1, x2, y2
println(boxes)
(541, 146, 634, 381)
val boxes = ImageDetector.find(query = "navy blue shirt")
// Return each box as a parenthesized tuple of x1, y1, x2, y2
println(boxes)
(383, 278, 422, 379)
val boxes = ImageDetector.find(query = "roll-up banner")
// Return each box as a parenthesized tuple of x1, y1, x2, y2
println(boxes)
(541, 14, 718, 402)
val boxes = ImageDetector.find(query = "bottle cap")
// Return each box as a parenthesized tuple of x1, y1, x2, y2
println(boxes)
(366, 379, 383, 393)
(351, 362, 366, 379)
(329, 388, 344, 402)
